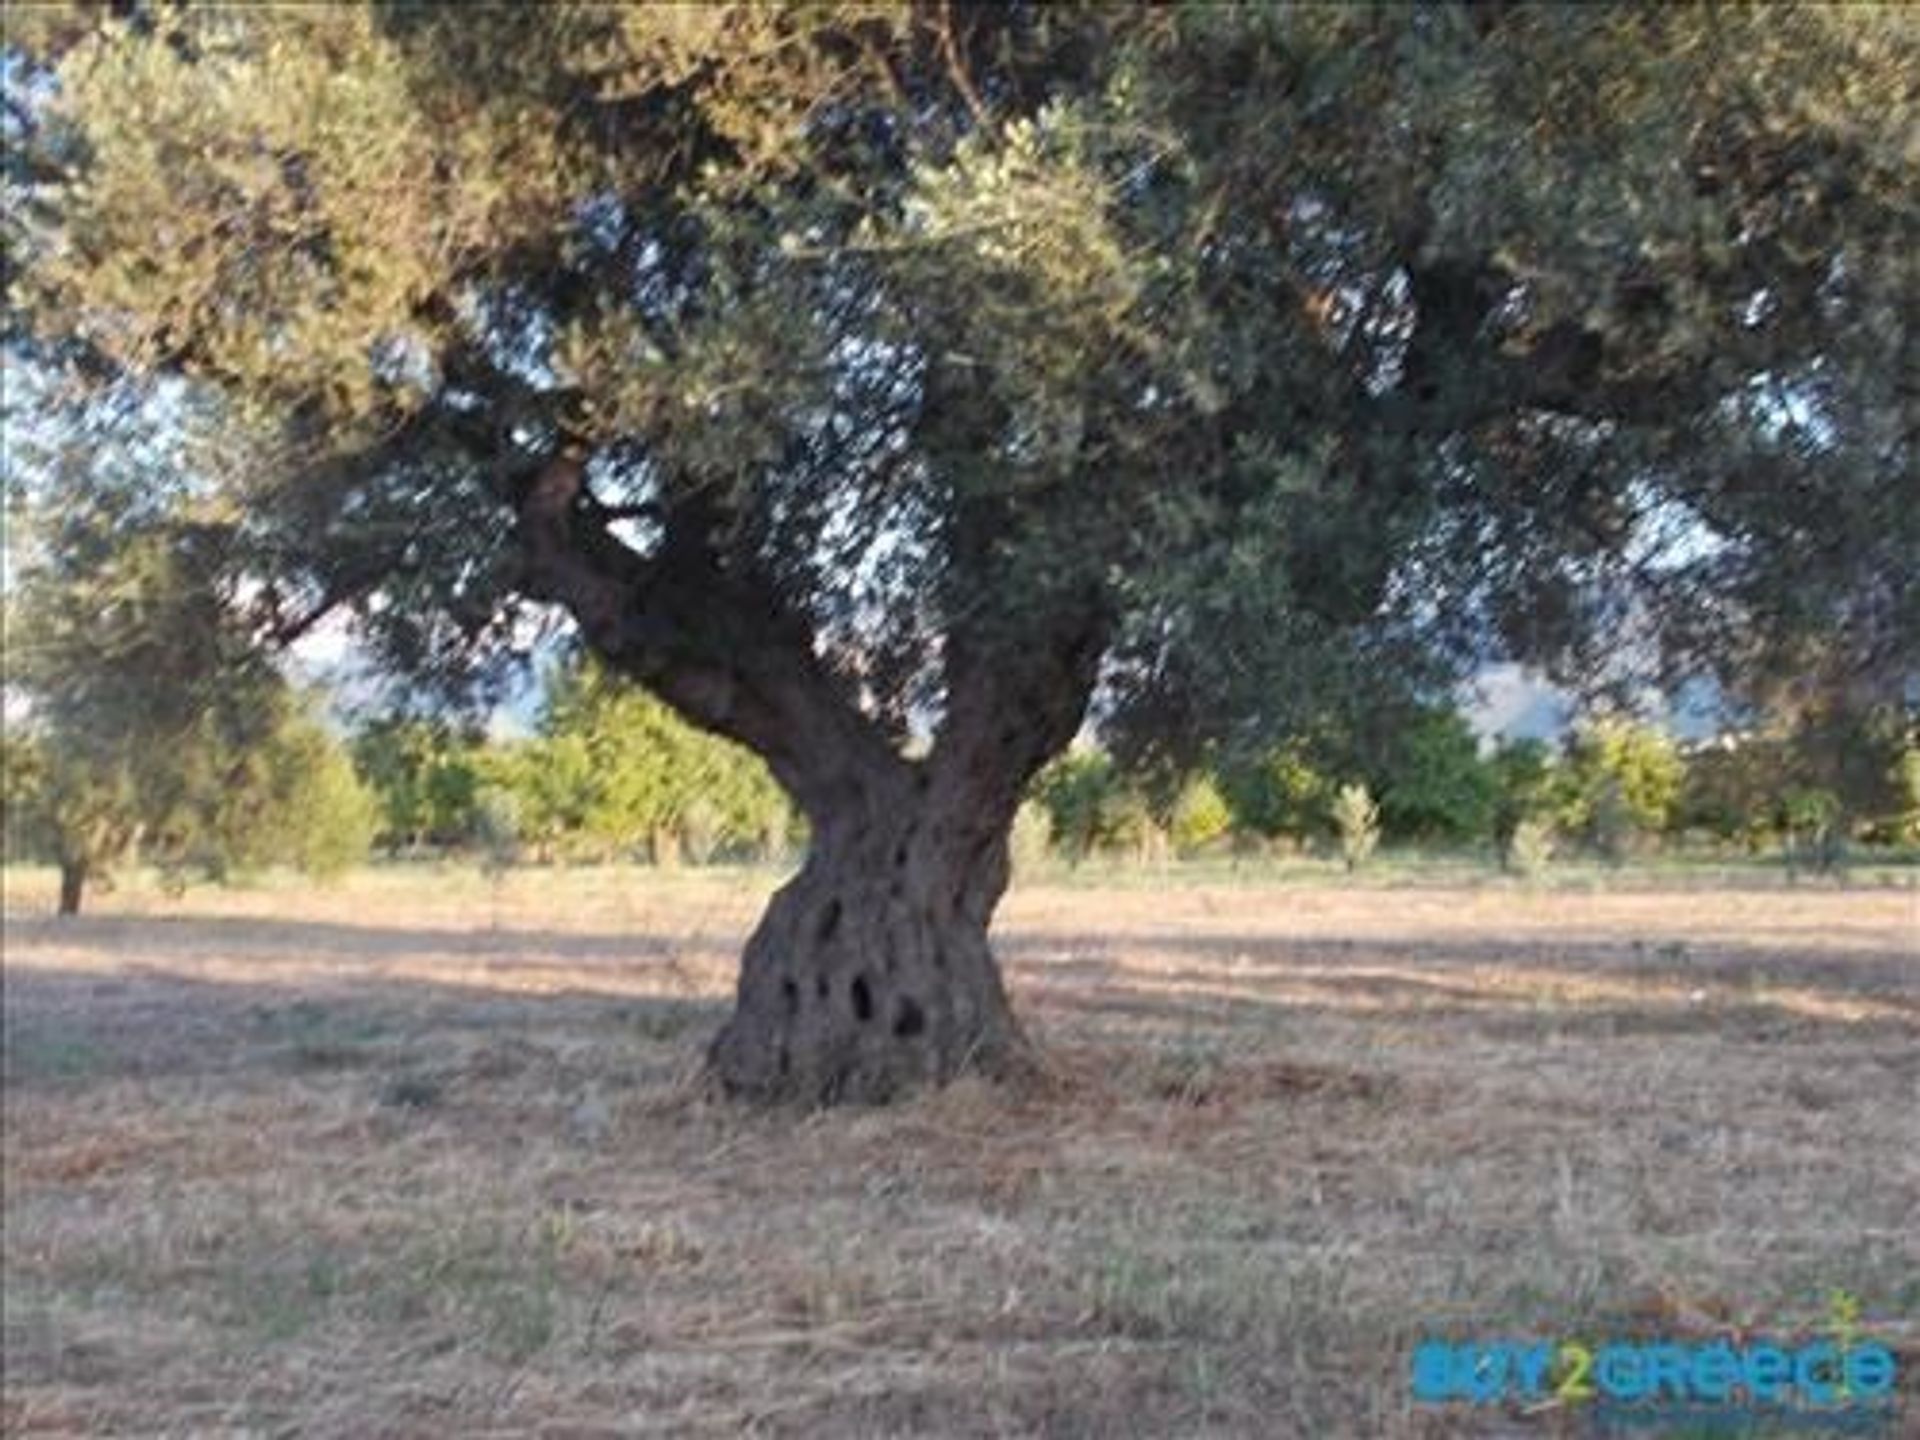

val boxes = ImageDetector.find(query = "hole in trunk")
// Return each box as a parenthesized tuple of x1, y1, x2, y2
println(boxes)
(815, 975, 830, 1000)
(893, 996, 926, 1038)
(850, 974, 874, 1023)
(781, 978, 799, 1014)
(816, 900, 841, 944)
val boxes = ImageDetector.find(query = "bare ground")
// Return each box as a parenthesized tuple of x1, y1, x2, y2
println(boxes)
(3, 867, 1917, 1437)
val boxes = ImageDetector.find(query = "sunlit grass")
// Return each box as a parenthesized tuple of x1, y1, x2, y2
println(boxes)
(3, 868, 1916, 1435)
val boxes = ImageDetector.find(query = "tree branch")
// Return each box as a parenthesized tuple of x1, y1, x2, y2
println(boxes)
(1387, 257, 1721, 437)
(513, 453, 911, 823)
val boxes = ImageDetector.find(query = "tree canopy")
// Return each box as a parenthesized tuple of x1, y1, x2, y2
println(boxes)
(5, 3, 1915, 1101)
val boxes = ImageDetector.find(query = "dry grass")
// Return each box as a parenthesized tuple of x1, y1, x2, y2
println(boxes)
(3, 865, 1916, 1437)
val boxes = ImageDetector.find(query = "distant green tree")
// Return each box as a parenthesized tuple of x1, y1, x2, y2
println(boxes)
(3, 441, 321, 911)
(1558, 720, 1686, 856)
(1168, 774, 1233, 856)
(1218, 742, 1335, 846)
(199, 706, 377, 881)
(1371, 707, 1495, 844)
(1032, 751, 1121, 864)
(1894, 746, 1920, 845)
(1031, 749, 1165, 863)
(1, 731, 142, 913)
(1675, 704, 1916, 852)
(1675, 736, 1788, 848)
(479, 732, 595, 863)
(349, 716, 485, 853)
(1779, 703, 1917, 842)
(5, 686, 375, 909)
(525, 657, 792, 864)
(1488, 737, 1559, 861)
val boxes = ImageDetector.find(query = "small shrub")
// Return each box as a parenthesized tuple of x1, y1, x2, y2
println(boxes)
(1331, 783, 1380, 872)
(473, 785, 522, 878)
(1781, 787, 1845, 875)
(1505, 816, 1555, 877)
(1010, 799, 1053, 881)
(1169, 775, 1233, 855)
(1589, 778, 1637, 865)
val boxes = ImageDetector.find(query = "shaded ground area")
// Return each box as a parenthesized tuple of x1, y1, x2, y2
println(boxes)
(3, 869, 1917, 1437)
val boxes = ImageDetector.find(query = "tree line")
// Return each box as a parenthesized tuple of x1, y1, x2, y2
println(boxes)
(1026, 703, 1918, 873)
(9, 658, 1913, 914)
(349, 660, 794, 867)
(1, 655, 795, 912)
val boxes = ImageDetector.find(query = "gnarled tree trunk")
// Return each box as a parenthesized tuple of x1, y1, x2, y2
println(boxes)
(57, 857, 87, 917)
(709, 774, 1027, 1104)
(513, 452, 1107, 1105)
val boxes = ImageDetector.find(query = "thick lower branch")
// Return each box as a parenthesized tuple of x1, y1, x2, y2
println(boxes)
(929, 601, 1110, 822)
(513, 454, 907, 819)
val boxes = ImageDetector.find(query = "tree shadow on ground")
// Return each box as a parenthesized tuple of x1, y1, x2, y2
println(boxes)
(4, 912, 688, 964)
(2, 963, 728, 1093)
(4, 907, 1913, 1096)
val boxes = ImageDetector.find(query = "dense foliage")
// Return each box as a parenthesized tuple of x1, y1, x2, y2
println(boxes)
(1, 395, 377, 909)
(480, 658, 794, 865)
(7, 5, 1912, 744)
(1032, 711, 1918, 866)
(5, 3, 1913, 1097)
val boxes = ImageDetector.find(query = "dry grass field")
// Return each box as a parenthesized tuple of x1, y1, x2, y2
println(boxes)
(3, 865, 1916, 1437)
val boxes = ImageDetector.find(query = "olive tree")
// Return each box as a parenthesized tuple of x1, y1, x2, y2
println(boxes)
(8, 5, 1914, 1100)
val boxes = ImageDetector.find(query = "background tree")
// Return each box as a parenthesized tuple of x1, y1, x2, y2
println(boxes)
(10, 5, 1915, 1101)
(1218, 741, 1336, 850)
(1368, 706, 1495, 845)
(4, 405, 301, 911)
(480, 731, 595, 864)
(1031, 749, 1169, 865)
(194, 704, 378, 882)
(1487, 737, 1558, 864)
(530, 656, 793, 864)
(349, 717, 486, 854)
(1894, 745, 1920, 845)
(1556, 719, 1686, 858)
(1032, 751, 1125, 866)
(1776, 703, 1917, 842)
(1, 731, 142, 915)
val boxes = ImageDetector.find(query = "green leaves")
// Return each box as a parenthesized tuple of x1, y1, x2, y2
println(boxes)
(36, 8, 562, 431)
(9, 1, 1914, 794)
(1556, 719, 1686, 845)
(485, 657, 792, 862)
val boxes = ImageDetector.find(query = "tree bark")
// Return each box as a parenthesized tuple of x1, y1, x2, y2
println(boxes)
(57, 857, 86, 917)
(512, 452, 1108, 1104)
(705, 603, 1105, 1105)
(708, 767, 1029, 1104)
